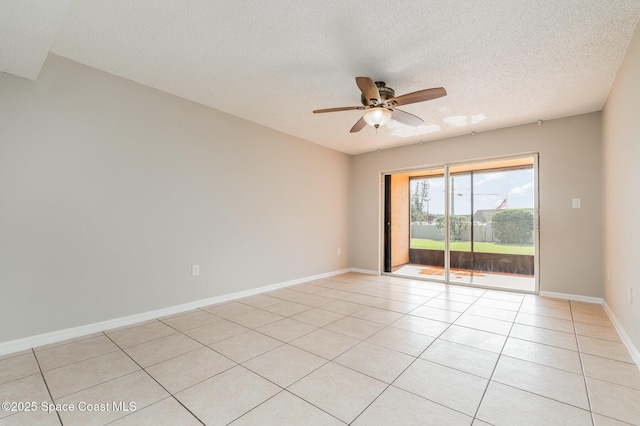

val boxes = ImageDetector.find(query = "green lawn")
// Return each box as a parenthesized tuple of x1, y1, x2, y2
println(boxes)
(410, 238, 534, 255)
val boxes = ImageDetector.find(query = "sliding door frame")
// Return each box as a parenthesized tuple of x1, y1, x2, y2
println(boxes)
(379, 152, 540, 294)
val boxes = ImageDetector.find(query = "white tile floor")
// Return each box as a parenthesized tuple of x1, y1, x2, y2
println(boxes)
(1, 273, 639, 425)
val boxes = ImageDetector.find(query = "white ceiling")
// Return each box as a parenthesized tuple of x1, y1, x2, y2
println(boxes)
(2, 1, 640, 155)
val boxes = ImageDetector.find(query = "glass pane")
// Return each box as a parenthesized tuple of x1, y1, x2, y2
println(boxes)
(472, 168, 535, 257)
(471, 167, 536, 288)
(449, 163, 536, 290)
(406, 172, 445, 281)
(449, 173, 473, 284)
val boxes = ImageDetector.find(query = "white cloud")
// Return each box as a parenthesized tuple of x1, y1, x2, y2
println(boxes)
(509, 182, 534, 196)
(475, 172, 505, 186)
(480, 194, 502, 202)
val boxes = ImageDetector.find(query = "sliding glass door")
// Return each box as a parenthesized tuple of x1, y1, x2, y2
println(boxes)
(384, 155, 538, 292)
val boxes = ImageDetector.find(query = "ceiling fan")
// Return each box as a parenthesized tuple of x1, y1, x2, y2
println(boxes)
(313, 77, 447, 133)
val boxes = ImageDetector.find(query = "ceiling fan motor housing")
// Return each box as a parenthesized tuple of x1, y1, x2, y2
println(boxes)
(360, 81, 395, 106)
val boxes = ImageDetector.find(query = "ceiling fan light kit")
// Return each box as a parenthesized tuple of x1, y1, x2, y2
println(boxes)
(313, 77, 447, 133)
(363, 107, 392, 128)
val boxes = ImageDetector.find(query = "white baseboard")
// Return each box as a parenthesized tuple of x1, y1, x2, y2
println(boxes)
(349, 268, 380, 275)
(0, 268, 351, 357)
(603, 301, 640, 369)
(538, 291, 604, 305)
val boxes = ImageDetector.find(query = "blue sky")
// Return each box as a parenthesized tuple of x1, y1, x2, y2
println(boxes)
(411, 168, 534, 216)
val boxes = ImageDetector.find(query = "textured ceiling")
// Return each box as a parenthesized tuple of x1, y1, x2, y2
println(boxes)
(0, 1, 70, 80)
(3, 1, 640, 154)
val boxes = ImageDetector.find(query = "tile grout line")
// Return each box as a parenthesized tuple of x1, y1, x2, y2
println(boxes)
(237, 310, 401, 424)
(228, 283, 453, 424)
(36, 323, 208, 378)
(284, 278, 630, 422)
(100, 396, 181, 426)
(234, 360, 348, 424)
(303, 277, 635, 419)
(204, 332, 348, 424)
(30, 348, 64, 425)
(217, 301, 402, 423)
(222, 388, 347, 426)
(112, 327, 208, 370)
(350, 287, 489, 424)
(100, 332, 207, 426)
(570, 300, 597, 426)
(294, 279, 620, 422)
(127, 309, 344, 424)
(116, 319, 256, 404)
(31, 347, 121, 375)
(32, 332, 106, 353)
(475, 296, 611, 419)
(470, 293, 524, 423)
(32, 334, 147, 400)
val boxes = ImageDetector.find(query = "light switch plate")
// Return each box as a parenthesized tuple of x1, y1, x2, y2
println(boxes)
(572, 198, 581, 209)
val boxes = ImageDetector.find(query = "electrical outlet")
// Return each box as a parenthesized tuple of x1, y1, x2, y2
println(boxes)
(192, 264, 200, 276)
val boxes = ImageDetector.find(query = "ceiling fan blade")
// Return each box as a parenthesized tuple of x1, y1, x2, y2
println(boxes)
(350, 117, 367, 133)
(313, 106, 363, 114)
(356, 77, 381, 105)
(391, 108, 424, 127)
(386, 87, 447, 107)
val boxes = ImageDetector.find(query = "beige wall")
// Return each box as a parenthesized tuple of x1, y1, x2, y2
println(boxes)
(2, 45, 630, 350)
(0, 55, 350, 343)
(350, 112, 603, 297)
(391, 174, 409, 267)
(602, 22, 640, 353)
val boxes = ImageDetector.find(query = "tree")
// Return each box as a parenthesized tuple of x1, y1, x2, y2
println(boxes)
(411, 180, 430, 222)
(435, 215, 470, 241)
(492, 209, 534, 243)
